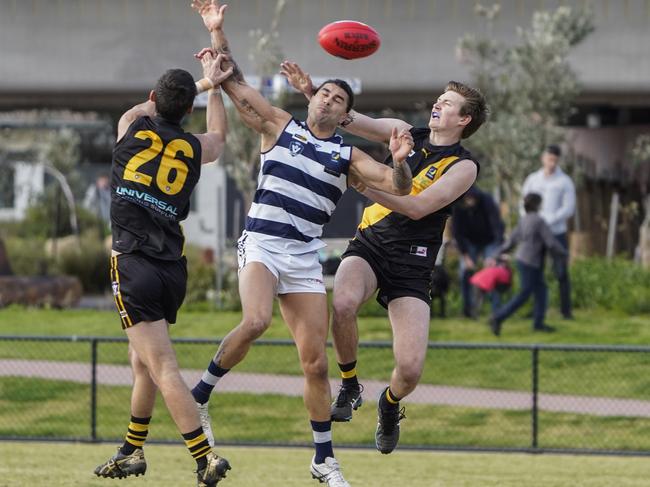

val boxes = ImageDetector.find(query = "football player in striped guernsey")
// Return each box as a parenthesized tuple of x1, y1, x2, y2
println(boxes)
(191, 2, 414, 486)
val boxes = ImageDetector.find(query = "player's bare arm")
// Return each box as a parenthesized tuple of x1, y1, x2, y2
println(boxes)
(281, 59, 411, 143)
(192, 50, 233, 163)
(192, 0, 289, 148)
(116, 101, 156, 143)
(362, 159, 477, 220)
(349, 128, 413, 196)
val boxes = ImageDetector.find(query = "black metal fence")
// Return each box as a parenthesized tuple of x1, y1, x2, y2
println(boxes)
(2, 335, 650, 455)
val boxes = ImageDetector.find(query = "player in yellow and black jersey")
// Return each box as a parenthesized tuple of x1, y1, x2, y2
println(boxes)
(283, 65, 489, 456)
(350, 126, 478, 307)
(94, 51, 234, 487)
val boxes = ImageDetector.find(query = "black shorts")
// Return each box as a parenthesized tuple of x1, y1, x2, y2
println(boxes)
(110, 253, 187, 329)
(342, 238, 433, 309)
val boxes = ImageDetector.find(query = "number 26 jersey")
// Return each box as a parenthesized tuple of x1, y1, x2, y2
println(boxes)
(110, 116, 202, 260)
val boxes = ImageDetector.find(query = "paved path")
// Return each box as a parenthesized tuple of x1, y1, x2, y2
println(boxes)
(3, 359, 650, 418)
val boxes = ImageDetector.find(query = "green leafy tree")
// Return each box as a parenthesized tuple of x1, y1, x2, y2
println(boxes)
(457, 3, 594, 220)
(630, 134, 650, 268)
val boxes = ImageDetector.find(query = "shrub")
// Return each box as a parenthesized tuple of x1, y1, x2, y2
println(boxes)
(184, 245, 240, 310)
(565, 257, 650, 314)
(53, 236, 110, 294)
(3, 236, 53, 275)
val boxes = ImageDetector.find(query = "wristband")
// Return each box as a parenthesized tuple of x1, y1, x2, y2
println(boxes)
(195, 78, 214, 94)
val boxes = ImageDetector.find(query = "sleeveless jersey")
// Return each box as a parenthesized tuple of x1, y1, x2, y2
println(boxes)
(110, 116, 202, 261)
(245, 118, 352, 254)
(355, 127, 479, 267)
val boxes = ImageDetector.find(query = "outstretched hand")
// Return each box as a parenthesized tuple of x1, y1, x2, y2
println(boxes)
(389, 127, 414, 163)
(195, 49, 233, 86)
(191, 0, 227, 31)
(280, 61, 314, 98)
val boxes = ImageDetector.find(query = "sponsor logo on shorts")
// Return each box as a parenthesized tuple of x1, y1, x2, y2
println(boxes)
(306, 278, 324, 285)
(112, 281, 119, 296)
(410, 245, 428, 257)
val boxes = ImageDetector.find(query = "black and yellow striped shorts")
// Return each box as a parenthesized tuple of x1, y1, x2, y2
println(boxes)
(110, 252, 187, 329)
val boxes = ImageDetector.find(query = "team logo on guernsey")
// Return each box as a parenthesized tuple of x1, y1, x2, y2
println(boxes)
(425, 166, 437, 179)
(289, 140, 304, 156)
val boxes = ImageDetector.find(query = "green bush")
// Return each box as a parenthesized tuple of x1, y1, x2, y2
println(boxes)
(184, 245, 240, 310)
(567, 257, 650, 314)
(53, 236, 110, 294)
(3, 236, 53, 275)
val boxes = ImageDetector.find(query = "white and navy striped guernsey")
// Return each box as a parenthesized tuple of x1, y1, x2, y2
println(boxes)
(245, 118, 352, 254)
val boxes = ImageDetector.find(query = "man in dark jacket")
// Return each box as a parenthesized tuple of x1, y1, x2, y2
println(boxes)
(452, 185, 504, 317)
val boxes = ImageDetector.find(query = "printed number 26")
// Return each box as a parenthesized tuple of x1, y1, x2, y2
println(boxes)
(124, 130, 192, 195)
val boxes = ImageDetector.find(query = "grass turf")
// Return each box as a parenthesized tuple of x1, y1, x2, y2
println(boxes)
(0, 441, 648, 486)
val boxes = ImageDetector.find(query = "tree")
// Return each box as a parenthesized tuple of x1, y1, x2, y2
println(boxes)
(630, 134, 650, 268)
(456, 3, 594, 220)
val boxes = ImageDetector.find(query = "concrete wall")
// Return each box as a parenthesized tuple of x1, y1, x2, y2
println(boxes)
(1, 0, 649, 105)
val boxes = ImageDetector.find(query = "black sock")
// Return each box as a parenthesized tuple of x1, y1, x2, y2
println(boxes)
(380, 386, 400, 409)
(120, 416, 151, 455)
(338, 361, 359, 388)
(182, 427, 211, 469)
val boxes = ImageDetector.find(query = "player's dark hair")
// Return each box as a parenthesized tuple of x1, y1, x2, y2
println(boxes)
(524, 192, 542, 213)
(315, 79, 354, 112)
(445, 81, 489, 139)
(154, 69, 197, 123)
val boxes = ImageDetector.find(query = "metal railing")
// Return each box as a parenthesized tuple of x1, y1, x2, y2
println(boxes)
(2, 335, 650, 455)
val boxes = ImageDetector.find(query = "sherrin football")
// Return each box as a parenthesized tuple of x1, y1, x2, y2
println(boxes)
(317, 20, 381, 60)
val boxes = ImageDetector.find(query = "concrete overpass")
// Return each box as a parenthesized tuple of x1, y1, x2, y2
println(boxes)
(1, 0, 649, 114)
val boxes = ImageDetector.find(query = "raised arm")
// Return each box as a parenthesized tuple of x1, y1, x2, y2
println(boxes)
(192, 50, 233, 164)
(192, 0, 289, 146)
(280, 60, 411, 144)
(116, 101, 156, 143)
(360, 159, 477, 221)
(348, 128, 413, 196)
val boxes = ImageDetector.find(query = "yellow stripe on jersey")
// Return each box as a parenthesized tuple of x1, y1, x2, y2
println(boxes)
(359, 156, 459, 230)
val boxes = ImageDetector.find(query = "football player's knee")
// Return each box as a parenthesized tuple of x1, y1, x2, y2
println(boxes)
(301, 353, 329, 380)
(396, 360, 423, 387)
(241, 316, 271, 340)
(332, 293, 361, 322)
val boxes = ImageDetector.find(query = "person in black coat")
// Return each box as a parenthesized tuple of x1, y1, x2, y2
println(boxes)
(452, 185, 504, 317)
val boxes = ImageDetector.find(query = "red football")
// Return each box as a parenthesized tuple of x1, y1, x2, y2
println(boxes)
(318, 20, 381, 60)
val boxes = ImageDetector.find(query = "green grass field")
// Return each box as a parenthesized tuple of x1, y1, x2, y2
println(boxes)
(2, 307, 650, 455)
(3, 378, 650, 451)
(2, 306, 649, 345)
(0, 441, 648, 487)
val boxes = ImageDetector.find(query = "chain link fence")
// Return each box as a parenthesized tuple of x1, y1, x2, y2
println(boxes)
(2, 335, 650, 455)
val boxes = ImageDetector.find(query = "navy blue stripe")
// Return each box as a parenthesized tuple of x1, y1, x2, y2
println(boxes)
(245, 217, 314, 242)
(263, 160, 343, 203)
(275, 130, 350, 175)
(254, 189, 330, 225)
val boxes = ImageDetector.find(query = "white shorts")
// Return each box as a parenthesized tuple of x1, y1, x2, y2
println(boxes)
(236, 231, 326, 295)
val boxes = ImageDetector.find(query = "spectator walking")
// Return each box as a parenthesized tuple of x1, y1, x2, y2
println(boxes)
(83, 174, 111, 225)
(489, 193, 568, 336)
(522, 145, 576, 319)
(452, 185, 504, 317)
